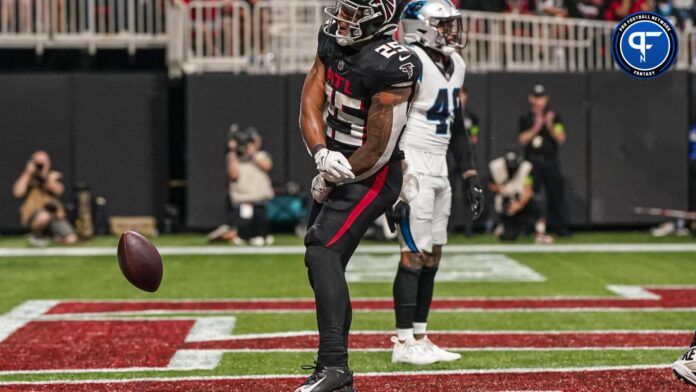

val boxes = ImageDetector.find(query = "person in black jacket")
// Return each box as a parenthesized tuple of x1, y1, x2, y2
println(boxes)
(517, 84, 571, 236)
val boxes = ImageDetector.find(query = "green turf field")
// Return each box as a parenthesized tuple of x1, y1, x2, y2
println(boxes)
(0, 231, 694, 248)
(0, 233, 694, 389)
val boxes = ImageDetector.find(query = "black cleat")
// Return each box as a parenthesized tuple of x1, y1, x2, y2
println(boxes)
(294, 362, 354, 392)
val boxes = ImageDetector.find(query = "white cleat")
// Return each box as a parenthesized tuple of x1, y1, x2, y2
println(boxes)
(673, 347, 696, 387)
(416, 336, 461, 362)
(391, 336, 439, 365)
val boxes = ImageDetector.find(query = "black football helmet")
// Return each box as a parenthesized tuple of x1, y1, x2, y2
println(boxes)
(323, 0, 407, 46)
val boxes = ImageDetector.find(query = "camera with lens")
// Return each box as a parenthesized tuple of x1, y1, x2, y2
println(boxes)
(32, 161, 46, 184)
(228, 124, 256, 158)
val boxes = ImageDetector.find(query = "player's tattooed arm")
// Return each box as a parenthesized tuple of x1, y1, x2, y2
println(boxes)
(348, 86, 412, 176)
(300, 55, 327, 156)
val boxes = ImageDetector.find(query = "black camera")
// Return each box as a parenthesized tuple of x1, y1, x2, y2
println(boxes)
(32, 161, 46, 184)
(228, 124, 255, 157)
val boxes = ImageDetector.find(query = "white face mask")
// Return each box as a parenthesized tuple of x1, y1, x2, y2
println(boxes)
(659, 3, 673, 13)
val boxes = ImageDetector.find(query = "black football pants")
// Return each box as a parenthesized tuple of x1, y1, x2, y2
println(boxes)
(304, 159, 402, 367)
(531, 159, 569, 233)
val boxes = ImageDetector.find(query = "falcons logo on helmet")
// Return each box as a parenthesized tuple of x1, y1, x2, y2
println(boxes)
(373, 0, 397, 21)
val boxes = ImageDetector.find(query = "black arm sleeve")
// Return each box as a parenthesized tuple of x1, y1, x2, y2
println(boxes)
(449, 109, 476, 174)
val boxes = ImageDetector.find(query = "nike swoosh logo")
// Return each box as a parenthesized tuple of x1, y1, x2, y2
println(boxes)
(399, 54, 411, 61)
(302, 376, 326, 391)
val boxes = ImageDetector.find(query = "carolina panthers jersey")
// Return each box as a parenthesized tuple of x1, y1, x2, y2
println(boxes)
(317, 29, 422, 157)
(400, 45, 466, 158)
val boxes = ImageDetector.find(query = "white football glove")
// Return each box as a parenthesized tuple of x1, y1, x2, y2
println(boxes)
(314, 148, 354, 182)
(311, 174, 333, 204)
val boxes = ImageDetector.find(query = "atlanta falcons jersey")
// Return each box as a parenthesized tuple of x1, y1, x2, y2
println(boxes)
(317, 29, 422, 159)
(400, 44, 466, 166)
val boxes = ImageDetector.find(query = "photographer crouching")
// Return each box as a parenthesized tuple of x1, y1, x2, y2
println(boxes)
(12, 151, 77, 246)
(489, 147, 553, 244)
(227, 127, 274, 246)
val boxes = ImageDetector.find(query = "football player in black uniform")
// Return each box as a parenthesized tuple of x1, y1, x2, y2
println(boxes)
(296, 0, 422, 391)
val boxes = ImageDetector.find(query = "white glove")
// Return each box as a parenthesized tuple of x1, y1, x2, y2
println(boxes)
(311, 174, 333, 204)
(314, 148, 354, 182)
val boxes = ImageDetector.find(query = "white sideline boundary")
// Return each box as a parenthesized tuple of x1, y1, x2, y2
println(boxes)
(2, 243, 696, 257)
(0, 364, 672, 384)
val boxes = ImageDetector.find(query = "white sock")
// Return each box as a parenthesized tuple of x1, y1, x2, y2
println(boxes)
(535, 220, 546, 235)
(396, 328, 414, 342)
(413, 322, 427, 336)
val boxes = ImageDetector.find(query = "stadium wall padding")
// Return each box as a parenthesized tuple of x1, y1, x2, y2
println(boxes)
(185, 74, 288, 229)
(0, 73, 168, 232)
(73, 74, 169, 220)
(589, 71, 689, 224)
(286, 74, 317, 192)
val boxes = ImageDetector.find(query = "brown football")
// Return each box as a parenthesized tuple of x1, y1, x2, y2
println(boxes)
(117, 231, 163, 292)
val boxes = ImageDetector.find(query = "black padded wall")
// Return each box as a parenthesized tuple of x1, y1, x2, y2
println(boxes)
(0, 75, 73, 230)
(186, 74, 288, 229)
(462, 74, 490, 172)
(286, 74, 316, 191)
(488, 73, 589, 225)
(73, 74, 169, 219)
(589, 71, 688, 224)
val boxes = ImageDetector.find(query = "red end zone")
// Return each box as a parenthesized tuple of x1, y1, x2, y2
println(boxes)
(0, 288, 693, 374)
(0, 368, 691, 391)
(0, 320, 193, 371)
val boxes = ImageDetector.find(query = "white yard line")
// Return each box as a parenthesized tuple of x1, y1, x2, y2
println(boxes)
(2, 243, 696, 257)
(167, 350, 225, 370)
(169, 329, 693, 340)
(606, 285, 662, 300)
(172, 346, 684, 353)
(0, 364, 671, 384)
(0, 301, 58, 343)
(184, 317, 236, 342)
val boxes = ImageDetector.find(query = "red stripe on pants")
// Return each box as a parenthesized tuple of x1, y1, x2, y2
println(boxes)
(326, 166, 390, 247)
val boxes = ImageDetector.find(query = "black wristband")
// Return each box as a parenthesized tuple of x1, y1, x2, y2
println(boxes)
(311, 144, 326, 157)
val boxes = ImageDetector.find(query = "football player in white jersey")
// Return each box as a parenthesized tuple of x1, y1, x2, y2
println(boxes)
(387, 0, 484, 365)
